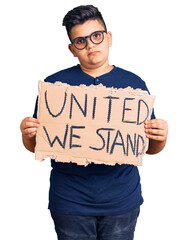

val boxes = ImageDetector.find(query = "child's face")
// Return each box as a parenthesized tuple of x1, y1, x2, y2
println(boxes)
(68, 20, 112, 69)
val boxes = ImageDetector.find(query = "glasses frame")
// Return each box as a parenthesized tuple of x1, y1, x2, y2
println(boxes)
(71, 30, 107, 50)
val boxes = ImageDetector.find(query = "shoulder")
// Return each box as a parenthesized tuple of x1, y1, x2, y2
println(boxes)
(115, 66, 143, 81)
(44, 65, 79, 83)
(113, 66, 147, 90)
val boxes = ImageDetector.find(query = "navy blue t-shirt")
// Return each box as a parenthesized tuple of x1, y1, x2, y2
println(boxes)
(33, 64, 155, 216)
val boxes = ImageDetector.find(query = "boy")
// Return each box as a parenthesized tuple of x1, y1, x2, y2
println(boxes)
(20, 5, 168, 240)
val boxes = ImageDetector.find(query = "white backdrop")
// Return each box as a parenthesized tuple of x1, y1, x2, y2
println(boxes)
(1, 0, 188, 239)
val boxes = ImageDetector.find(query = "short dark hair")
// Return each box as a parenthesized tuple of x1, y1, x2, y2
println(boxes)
(63, 5, 107, 40)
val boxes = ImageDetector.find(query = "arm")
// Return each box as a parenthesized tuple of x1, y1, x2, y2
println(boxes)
(144, 119, 168, 154)
(20, 117, 40, 153)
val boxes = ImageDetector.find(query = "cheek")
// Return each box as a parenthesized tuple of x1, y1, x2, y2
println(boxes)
(75, 52, 89, 63)
(100, 39, 110, 53)
(78, 52, 87, 60)
(100, 44, 110, 56)
(73, 49, 84, 58)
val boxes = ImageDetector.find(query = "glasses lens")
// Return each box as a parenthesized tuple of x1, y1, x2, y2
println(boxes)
(91, 31, 104, 44)
(74, 37, 86, 49)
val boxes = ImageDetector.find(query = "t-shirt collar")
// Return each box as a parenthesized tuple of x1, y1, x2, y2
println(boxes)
(77, 64, 117, 79)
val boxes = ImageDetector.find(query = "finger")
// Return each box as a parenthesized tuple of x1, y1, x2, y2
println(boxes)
(27, 117, 40, 124)
(145, 119, 164, 124)
(146, 133, 165, 141)
(27, 132, 37, 138)
(23, 131, 37, 139)
(145, 128, 164, 136)
(145, 122, 165, 130)
(145, 118, 167, 126)
(21, 117, 40, 130)
(31, 117, 40, 124)
(23, 121, 40, 130)
(23, 117, 39, 123)
(23, 127, 38, 136)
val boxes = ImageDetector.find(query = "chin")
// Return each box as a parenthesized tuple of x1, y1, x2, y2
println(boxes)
(89, 57, 104, 65)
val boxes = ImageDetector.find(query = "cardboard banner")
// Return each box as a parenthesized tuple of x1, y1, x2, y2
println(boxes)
(35, 81, 155, 166)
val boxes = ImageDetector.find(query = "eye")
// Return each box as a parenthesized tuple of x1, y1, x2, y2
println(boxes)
(93, 32, 102, 39)
(75, 38, 85, 45)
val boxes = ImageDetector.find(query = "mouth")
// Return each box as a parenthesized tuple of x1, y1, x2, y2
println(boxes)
(88, 51, 99, 56)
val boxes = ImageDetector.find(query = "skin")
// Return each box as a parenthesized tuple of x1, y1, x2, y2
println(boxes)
(68, 20, 113, 77)
(20, 19, 168, 154)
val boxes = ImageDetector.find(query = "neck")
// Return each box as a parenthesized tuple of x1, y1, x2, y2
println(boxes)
(79, 61, 114, 78)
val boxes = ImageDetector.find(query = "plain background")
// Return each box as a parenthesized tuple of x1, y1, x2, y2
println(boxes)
(1, 0, 188, 239)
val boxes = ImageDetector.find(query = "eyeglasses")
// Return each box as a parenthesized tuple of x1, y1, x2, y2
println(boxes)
(71, 30, 107, 50)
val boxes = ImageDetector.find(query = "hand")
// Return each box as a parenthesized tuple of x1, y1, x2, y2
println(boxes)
(144, 119, 168, 142)
(20, 117, 40, 139)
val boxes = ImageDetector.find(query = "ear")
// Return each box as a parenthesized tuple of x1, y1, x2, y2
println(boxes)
(68, 44, 77, 57)
(107, 31, 112, 47)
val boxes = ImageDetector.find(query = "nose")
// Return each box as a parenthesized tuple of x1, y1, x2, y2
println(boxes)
(86, 37, 95, 49)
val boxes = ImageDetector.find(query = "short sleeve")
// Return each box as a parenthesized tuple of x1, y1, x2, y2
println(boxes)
(33, 96, 38, 119)
(151, 109, 156, 120)
(141, 79, 156, 120)
(32, 76, 51, 119)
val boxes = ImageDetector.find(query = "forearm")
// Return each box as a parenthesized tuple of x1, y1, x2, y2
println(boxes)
(146, 139, 166, 154)
(22, 134, 36, 153)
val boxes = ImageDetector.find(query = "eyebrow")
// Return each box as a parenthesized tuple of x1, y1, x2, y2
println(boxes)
(72, 30, 105, 40)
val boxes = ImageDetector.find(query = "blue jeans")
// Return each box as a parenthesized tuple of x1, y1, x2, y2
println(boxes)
(50, 207, 140, 240)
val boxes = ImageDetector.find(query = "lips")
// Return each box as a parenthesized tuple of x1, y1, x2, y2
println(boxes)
(88, 51, 99, 56)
